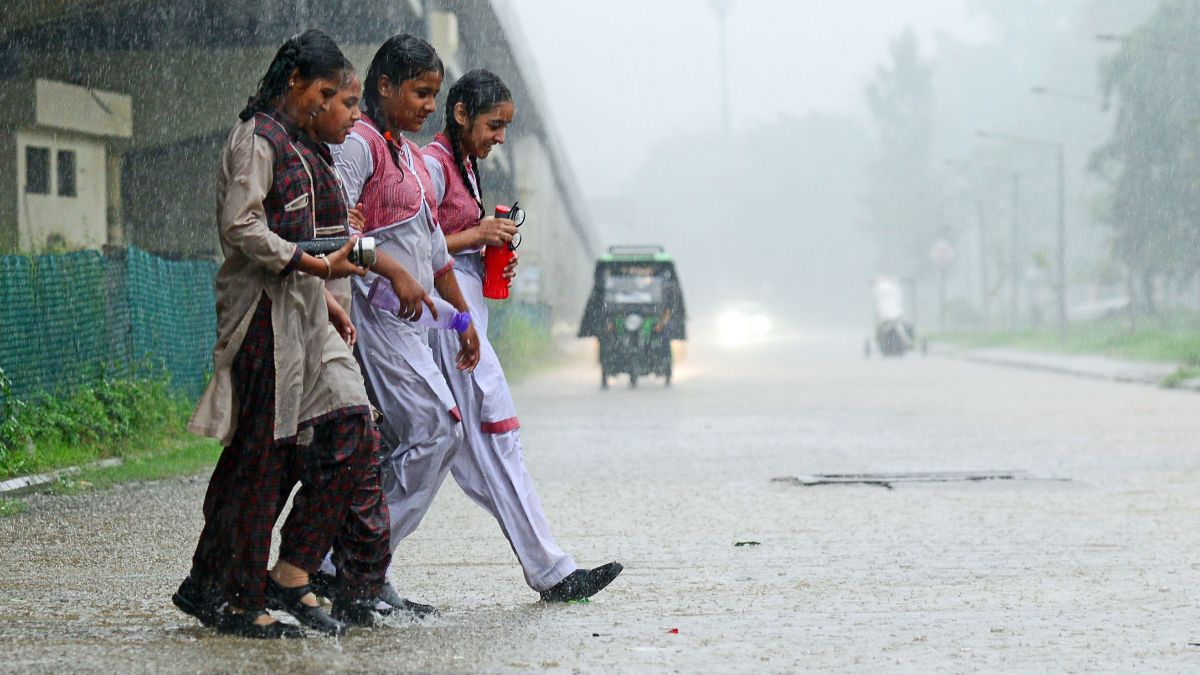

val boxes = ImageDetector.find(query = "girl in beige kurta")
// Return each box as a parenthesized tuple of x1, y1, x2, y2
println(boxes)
(171, 30, 412, 639)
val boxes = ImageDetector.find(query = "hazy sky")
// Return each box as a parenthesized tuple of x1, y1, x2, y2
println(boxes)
(505, 0, 994, 197)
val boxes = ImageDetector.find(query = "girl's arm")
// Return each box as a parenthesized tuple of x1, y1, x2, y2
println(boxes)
(222, 128, 363, 280)
(420, 152, 518, 254)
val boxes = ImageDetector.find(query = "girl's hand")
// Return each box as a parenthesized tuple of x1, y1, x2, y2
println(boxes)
(388, 269, 437, 321)
(503, 252, 519, 280)
(348, 203, 367, 233)
(456, 323, 481, 372)
(327, 236, 369, 279)
(474, 217, 518, 248)
(326, 294, 357, 347)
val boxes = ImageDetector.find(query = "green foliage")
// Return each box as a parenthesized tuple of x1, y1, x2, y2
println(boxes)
(1092, 0, 1200, 295)
(1161, 366, 1200, 389)
(0, 372, 191, 480)
(936, 309, 1200, 367)
(0, 498, 27, 517)
(487, 302, 559, 383)
(862, 29, 941, 274)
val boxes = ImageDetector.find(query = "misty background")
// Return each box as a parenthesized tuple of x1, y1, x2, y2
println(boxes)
(506, 0, 1161, 330)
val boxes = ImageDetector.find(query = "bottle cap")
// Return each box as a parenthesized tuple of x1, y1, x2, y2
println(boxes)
(451, 312, 471, 334)
(495, 205, 511, 218)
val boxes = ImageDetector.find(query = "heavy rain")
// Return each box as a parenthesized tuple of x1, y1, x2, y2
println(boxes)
(0, 0, 1198, 671)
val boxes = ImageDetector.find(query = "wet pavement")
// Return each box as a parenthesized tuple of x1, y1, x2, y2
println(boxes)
(2, 334, 1199, 672)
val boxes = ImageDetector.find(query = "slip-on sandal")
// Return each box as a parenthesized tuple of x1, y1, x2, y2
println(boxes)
(265, 576, 347, 637)
(217, 609, 304, 639)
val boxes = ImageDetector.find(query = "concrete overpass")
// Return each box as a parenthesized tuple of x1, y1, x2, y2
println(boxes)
(0, 0, 599, 321)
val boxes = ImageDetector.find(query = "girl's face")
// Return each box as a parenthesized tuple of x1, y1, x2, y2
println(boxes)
(311, 74, 362, 144)
(457, 100, 514, 159)
(378, 70, 443, 134)
(282, 69, 341, 126)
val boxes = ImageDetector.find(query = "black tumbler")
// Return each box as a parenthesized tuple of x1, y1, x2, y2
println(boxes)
(296, 236, 376, 268)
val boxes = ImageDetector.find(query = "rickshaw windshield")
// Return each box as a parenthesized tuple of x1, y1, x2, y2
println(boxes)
(604, 268, 664, 304)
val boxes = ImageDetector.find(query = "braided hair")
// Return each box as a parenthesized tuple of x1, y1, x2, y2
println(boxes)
(239, 29, 348, 122)
(362, 34, 444, 125)
(443, 69, 512, 213)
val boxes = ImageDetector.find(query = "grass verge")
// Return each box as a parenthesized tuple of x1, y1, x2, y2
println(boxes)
(42, 435, 221, 496)
(488, 301, 564, 383)
(0, 371, 197, 480)
(0, 498, 28, 517)
(934, 311, 1200, 367)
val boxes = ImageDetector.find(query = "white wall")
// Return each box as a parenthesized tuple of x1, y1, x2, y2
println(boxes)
(16, 130, 107, 251)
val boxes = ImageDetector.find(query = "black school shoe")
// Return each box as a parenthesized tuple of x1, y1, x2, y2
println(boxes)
(217, 609, 305, 639)
(265, 576, 348, 637)
(540, 562, 624, 602)
(308, 571, 337, 600)
(330, 595, 380, 627)
(375, 581, 437, 619)
(171, 575, 223, 628)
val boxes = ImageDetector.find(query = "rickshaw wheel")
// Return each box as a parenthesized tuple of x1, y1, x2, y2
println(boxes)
(664, 362, 673, 387)
(600, 367, 609, 389)
(629, 373, 638, 388)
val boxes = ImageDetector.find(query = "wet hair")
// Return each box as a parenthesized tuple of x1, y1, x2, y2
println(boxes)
(239, 29, 349, 122)
(362, 34, 444, 124)
(443, 69, 512, 211)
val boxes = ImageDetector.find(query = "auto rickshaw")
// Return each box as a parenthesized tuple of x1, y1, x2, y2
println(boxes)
(578, 245, 687, 388)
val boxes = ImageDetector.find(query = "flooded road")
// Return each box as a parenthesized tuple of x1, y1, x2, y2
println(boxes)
(2, 335, 1198, 672)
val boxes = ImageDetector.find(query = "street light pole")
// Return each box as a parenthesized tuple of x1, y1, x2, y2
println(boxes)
(1010, 173, 1021, 331)
(1030, 85, 1102, 105)
(946, 158, 1022, 330)
(710, 0, 732, 150)
(1096, 33, 1200, 57)
(1054, 144, 1066, 342)
(977, 130, 1068, 341)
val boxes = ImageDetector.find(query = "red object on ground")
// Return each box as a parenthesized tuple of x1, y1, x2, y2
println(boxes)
(667, 628, 680, 635)
(483, 205, 514, 300)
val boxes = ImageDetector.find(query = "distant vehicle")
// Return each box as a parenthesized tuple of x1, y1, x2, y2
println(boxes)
(866, 275, 921, 358)
(716, 301, 773, 347)
(578, 245, 687, 388)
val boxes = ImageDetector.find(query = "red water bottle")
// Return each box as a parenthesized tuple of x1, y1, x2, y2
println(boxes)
(483, 204, 515, 299)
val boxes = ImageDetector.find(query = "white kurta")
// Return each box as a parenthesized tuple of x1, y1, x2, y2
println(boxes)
(189, 118, 367, 446)
(424, 156, 577, 592)
(332, 133, 462, 550)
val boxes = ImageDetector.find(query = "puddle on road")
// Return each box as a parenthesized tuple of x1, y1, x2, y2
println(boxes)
(773, 471, 1071, 490)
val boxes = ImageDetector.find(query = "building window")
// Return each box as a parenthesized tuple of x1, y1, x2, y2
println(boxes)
(57, 150, 76, 197)
(25, 146, 49, 194)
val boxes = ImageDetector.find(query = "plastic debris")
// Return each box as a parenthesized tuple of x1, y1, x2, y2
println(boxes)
(734, 541, 761, 547)
(667, 628, 679, 634)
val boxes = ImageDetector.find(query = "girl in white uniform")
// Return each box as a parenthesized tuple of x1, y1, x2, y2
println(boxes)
(325, 34, 480, 615)
(422, 69, 622, 602)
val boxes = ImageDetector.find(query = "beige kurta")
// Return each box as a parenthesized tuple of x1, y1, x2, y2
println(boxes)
(189, 119, 368, 446)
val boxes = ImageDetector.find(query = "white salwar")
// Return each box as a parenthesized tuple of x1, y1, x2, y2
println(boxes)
(332, 131, 462, 554)
(424, 156, 576, 592)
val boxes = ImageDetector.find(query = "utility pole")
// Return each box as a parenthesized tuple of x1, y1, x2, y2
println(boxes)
(978, 130, 1067, 341)
(710, 0, 733, 155)
(945, 158, 1021, 331)
(976, 199, 990, 329)
(1010, 173, 1021, 331)
(1055, 144, 1066, 342)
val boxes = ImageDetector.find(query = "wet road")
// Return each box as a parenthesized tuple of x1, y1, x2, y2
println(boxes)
(2, 334, 1199, 672)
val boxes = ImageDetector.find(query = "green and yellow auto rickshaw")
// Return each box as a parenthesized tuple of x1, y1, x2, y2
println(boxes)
(578, 246, 687, 388)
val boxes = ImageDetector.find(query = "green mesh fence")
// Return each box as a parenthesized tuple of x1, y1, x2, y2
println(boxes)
(0, 246, 216, 402)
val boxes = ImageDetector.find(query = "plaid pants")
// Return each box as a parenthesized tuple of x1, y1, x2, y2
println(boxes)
(189, 295, 387, 609)
(276, 415, 390, 600)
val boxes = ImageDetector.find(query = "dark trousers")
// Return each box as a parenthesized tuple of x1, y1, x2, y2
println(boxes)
(188, 296, 388, 609)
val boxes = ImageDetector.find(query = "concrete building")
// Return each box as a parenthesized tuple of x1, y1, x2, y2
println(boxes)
(0, 0, 598, 323)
